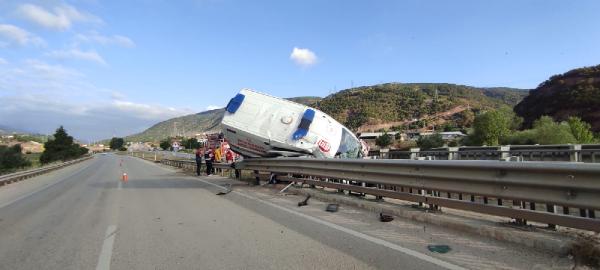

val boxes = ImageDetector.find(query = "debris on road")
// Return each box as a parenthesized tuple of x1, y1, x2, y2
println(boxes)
(216, 184, 232, 195)
(427, 245, 452, 254)
(298, 195, 311, 207)
(326, 204, 339, 212)
(379, 213, 394, 222)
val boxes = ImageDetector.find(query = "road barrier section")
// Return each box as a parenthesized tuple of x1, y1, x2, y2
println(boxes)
(0, 156, 93, 186)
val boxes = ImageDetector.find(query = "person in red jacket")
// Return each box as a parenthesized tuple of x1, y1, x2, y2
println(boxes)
(225, 150, 233, 163)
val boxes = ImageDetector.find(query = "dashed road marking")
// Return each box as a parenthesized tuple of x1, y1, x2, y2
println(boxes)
(96, 225, 117, 270)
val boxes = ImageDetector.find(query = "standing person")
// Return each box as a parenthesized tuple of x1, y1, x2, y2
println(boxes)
(233, 155, 242, 179)
(204, 148, 214, 176)
(225, 150, 233, 163)
(195, 147, 202, 176)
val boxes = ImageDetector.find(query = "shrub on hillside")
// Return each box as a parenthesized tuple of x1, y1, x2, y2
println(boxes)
(0, 144, 31, 173)
(417, 133, 444, 150)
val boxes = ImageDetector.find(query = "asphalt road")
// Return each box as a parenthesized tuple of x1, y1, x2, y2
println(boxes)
(0, 154, 571, 270)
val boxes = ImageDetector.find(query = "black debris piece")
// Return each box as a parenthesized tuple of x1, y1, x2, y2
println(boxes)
(427, 245, 452, 254)
(326, 204, 339, 212)
(298, 195, 311, 207)
(379, 213, 394, 222)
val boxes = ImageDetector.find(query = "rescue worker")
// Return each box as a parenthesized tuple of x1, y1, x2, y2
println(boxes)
(204, 148, 214, 175)
(195, 147, 202, 176)
(225, 150, 233, 163)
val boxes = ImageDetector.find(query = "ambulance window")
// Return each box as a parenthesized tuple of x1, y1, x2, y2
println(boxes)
(337, 129, 361, 158)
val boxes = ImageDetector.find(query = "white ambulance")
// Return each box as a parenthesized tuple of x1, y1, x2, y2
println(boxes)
(221, 89, 366, 158)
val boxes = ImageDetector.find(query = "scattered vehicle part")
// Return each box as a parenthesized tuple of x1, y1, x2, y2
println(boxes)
(216, 184, 232, 195)
(326, 204, 339, 212)
(379, 213, 394, 222)
(298, 194, 311, 207)
(427, 245, 452, 254)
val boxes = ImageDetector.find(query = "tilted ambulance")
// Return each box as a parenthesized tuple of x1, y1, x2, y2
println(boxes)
(221, 89, 366, 158)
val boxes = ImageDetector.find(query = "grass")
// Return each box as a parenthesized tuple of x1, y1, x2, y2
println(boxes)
(25, 152, 42, 168)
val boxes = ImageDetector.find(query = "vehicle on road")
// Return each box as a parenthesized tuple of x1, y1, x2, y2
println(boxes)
(221, 89, 367, 158)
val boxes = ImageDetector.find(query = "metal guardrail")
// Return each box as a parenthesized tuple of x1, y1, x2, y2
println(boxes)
(150, 155, 600, 232)
(0, 155, 93, 186)
(372, 144, 600, 163)
(238, 158, 600, 232)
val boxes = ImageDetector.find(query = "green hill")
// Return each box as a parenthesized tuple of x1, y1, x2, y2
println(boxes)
(314, 83, 527, 131)
(514, 64, 600, 132)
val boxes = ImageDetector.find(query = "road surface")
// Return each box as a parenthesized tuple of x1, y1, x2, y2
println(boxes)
(0, 154, 572, 270)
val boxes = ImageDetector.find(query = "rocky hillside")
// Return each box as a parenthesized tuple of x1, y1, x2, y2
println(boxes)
(125, 96, 322, 142)
(514, 64, 600, 132)
(314, 83, 527, 131)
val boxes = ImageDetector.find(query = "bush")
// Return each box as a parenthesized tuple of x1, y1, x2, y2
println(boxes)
(417, 133, 444, 150)
(502, 129, 537, 145)
(375, 133, 393, 148)
(0, 144, 31, 172)
(160, 139, 171, 151)
(533, 116, 576, 145)
(109, 137, 125, 150)
(567, 117, 596, 143)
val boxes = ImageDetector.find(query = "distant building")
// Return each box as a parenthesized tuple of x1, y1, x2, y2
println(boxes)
(357, 132, 400, 140)
(419, 131, 466, 141)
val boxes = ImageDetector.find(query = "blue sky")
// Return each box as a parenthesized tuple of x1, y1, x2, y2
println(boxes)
(1, 0, 599, 141)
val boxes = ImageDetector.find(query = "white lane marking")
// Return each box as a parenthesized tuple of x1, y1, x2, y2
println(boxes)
(195, 178, 466, 270)
(96, 225, 117, 270)
(117, 181, 122, 191)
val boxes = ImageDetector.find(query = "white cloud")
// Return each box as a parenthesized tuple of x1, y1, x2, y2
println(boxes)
(0, 59, 193, 140)
(206, 105, 221, 110)
(0, 59, 84, 95)
(47, 49, 107, 65)
(0, 24, 45, 47)
(75, 32, 135, 48)
(290, 47, 318, 67)
(0, 58, 7, 65)
(0, 94, 193, 140)
(17, 3, 102, 31)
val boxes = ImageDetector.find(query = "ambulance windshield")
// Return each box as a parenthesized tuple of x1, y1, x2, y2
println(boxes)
(337, 128, 361, 158)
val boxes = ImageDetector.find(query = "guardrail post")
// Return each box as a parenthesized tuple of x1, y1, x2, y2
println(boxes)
(410, 148, 420, 160)
(570, 144, 582, 162)
(380, 148, 389, 159)
(448, 147, 459, 160)
(499, 146, 510, 160)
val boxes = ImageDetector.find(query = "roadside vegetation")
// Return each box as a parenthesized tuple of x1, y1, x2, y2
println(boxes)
(0, 144, 31, 174)
(109, 137, 126, 151)
(40, 126, 88, 164)
(464, 110, 597, 146)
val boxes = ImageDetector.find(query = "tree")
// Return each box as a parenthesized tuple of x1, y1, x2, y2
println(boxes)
(375, 132, 393, 148)
(160, 139, 171, 151)
(469, 109, 517, 146)
(0, 144, 31, 173)
(109, 137, 125, 150)
(417, 133, 444, 150)
(182, 138, 200, 150)
(40, 126, 89, 164)
(533, 116, 577, 145)
(344, 110, 368, 131)
(567, 117, 596, 143)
